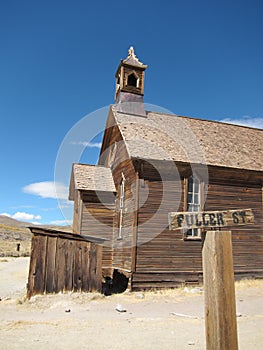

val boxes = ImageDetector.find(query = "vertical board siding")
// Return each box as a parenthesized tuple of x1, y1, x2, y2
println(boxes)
(73, 241, 83, 292)
(64, 240, 75, 291)
(27, 229, 103, 298)
(27, 234, 47, 296)
(45, 236, 57, 293)
(55, 237, 67, 293)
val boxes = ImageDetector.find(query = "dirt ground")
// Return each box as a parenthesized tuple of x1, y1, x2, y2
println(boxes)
(0, 258, 262, 350)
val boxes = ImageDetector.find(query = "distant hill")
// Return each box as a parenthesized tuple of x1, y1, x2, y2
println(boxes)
(0, 215, 71, 257)
(0, 215, 71, 242)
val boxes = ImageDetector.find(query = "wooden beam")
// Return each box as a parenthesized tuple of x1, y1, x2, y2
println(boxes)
(202, 231, 238, 350)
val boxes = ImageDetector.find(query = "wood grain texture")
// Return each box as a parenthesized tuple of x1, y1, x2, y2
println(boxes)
(27, 228, 103, 297)
(96, 107, 263, 290)
(202, 231, 238, 350)
(169, 209, 254, 230)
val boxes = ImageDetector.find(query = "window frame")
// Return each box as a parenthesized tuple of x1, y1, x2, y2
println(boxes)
(117, 174, 125, 240)
(126, 71, 140, 88)
(184, 175, 203, 240)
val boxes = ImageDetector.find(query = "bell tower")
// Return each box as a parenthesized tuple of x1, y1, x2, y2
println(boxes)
(115, 47, 147, 116)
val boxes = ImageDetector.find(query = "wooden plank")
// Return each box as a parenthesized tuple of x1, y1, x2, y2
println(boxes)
(73, 241, 83, 292)
(88, 243, 97, 291)
(202, 231, 238, 350)
(27, 234, 38, 298)
(89, 243, 102, 291)
(169, 209, 254, 231)
(28, 234, 47, 296)
(54, 237, 67, 293)
(64, 240, 74, 291)
(95, 244, 102, 291)
(81, 242, 91, 292)
(45, 236, 57, 293)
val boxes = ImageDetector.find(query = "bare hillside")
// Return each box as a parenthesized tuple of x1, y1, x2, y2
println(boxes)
(0, 215, 71, 256)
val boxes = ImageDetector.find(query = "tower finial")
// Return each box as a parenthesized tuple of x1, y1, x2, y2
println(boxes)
(128, 46, 135, 56)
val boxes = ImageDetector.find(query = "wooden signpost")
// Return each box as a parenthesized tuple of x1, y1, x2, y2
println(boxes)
(168, 208, 255, 350)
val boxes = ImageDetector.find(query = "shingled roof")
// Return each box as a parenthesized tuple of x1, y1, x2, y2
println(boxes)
(111, 106, 263, 172)
(69, 164, 116, 200)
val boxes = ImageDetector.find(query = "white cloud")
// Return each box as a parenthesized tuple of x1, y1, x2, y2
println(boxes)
(12, 212, 41, 221)
(0, 211, 42, 222)
(49, 219, 73, 226)
(219, 116, 263, 129)
(23, 181, 68, 200)
(70, 141, 102, 148)
(0, 213, 11, 217)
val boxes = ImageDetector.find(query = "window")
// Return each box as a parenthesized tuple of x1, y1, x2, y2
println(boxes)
(186, 176, 201, 238)
(127, 73, 138, 87)
(117, 175, 125, 240)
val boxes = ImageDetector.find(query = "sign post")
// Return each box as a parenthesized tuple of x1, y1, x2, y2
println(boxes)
(168, 208, 254, 350)
(203, 230, 238, 350)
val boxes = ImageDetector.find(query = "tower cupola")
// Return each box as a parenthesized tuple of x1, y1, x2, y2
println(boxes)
(115, 47, 147, 116)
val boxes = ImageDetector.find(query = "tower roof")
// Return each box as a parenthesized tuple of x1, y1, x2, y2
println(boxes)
(120, 46, 147, 69)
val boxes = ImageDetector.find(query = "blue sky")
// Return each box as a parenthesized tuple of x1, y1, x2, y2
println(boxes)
(0, 0, 262, 225)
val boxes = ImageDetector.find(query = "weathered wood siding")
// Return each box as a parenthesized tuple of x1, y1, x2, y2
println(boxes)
(80, 191, 115, 276)
(132, 162, 263, 289)
(205, 181, 263, 274)
(99, 119, 138, 277)
(27, 228, 102, 298)
(111, 159, 137, 275)
(133, 178, 201, 289)
(73, 190, 82, 233)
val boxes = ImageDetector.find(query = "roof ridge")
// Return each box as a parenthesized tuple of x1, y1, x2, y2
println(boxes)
(73, 163, 112, 169)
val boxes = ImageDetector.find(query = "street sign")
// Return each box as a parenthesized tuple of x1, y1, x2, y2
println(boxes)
(168, 208, 254, 231)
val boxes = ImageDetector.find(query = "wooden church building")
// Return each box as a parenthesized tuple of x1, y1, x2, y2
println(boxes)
(69, 47, 263, 290)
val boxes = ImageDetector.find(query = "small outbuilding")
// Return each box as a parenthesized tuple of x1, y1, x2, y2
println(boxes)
(27, 226, 106, 297)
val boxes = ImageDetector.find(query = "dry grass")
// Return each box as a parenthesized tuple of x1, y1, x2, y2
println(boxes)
(139, 285, 194, 297)
(235, 278, 263, 290)
(0, 224, 24, 232)
(122, 279, 263, 301)
(0, 240, 31, 257)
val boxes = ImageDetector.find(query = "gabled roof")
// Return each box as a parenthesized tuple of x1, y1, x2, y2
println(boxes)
(69, 164, 116, 200)
(121, 46, 147, 68)
(111, 106, 263, 172)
